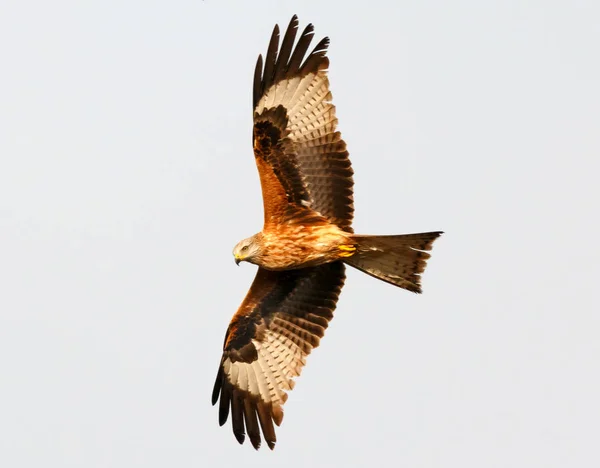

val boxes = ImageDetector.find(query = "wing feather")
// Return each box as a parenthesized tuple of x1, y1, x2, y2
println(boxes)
(252, 16, 354, 230)
(217, 369, 230, 426)
(273, 16, 299, 84)
(252, 54, 263, 111)
(242, 390, 261, 448)
(261, 25, 280, 99)
(287, 23, 315, 75)
(212, 262, 345, 450)
(231, 389, 245, 444)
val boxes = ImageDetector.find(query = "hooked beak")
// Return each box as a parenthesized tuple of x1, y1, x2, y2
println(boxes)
(234, 255, 241, 266)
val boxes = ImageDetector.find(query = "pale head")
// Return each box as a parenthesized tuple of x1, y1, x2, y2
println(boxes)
(232, 234, 262, 265)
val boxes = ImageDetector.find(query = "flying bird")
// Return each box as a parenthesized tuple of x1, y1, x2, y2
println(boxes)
(212, 15, 442, 450)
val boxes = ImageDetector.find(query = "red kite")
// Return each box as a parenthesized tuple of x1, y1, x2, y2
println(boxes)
(212, 15, 442, 450)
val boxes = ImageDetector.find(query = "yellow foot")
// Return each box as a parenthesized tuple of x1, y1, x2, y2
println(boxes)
(338, 244, 356, 258)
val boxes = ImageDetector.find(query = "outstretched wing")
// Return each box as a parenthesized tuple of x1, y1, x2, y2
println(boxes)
(212, 262, 346, 450)
(253, 15, 354, 231)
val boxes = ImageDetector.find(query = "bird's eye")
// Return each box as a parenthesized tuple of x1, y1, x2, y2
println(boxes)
(241, 245, 248, 252)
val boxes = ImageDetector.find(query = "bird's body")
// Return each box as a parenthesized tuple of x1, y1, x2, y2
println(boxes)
(212, 16, 443, 450)
(239, 220, 354, 271)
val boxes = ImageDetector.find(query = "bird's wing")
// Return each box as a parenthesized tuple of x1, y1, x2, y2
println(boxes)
(253, 15, 354, 231)
(212, 262, 346, 450)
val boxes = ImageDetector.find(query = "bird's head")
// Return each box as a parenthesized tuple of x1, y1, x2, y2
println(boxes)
(232, 235, 262, 266)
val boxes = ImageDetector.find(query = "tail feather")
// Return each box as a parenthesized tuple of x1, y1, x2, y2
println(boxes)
(344, 231, 442, 293)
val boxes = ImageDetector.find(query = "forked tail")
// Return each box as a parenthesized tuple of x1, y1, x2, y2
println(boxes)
(344, 232, 443, 293)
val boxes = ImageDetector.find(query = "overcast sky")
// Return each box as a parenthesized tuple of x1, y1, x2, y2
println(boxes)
(1, 1, 599, 467)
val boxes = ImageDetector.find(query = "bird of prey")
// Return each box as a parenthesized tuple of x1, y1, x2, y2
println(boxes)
(212, 15, 442, 450)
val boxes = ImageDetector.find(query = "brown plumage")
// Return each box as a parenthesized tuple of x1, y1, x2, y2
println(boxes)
(212, 15, 443, 449)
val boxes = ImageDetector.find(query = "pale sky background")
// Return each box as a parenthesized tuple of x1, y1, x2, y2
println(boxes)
(1, 1, 599, 467)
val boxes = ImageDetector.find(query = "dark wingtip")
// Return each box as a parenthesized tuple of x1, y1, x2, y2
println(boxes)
(218, 395, 230, 426)
(255, 54, 263, 74)
(249, 434, 262, 450)
(211, 367, 222, 406)
(285, 15, 299, 37)
(234, 430, 246, 445)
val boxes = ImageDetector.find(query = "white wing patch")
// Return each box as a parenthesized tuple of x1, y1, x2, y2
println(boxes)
(257, 72, 337, 145)
(222, 329, 309, 411)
